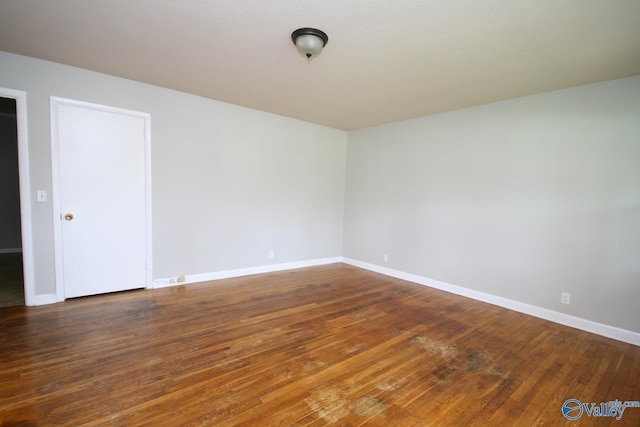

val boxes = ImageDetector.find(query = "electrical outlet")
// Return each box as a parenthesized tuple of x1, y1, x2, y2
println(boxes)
(268, 250, 274, 259)
(37, 190, 47, 202)
(383, 254, 388, 262)
(561, 292, 570, 305)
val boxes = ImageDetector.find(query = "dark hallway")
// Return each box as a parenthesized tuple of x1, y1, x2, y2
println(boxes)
(0, 96, 24, 307)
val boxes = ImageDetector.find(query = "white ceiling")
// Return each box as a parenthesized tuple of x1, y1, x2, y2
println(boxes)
(1, 1, 639, 131)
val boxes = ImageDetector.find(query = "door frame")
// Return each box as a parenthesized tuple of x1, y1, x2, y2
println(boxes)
(50, 97, 152, 301)
(0, 88, 35, 305)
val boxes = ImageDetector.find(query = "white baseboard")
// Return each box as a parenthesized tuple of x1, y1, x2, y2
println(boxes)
(31, 293, 58, 306)
(0, 248, 22, 254)
(29, 255, 638, 346)
(153, 257, 343, 289)
(341, 257, 640, 346)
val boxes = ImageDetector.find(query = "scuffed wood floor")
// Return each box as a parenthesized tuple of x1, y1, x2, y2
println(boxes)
(1, 264, 638, 426)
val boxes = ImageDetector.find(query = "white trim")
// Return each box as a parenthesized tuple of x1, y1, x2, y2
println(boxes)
(342, 257, 640, 346)
(50, 97, 152, 301)
(50, 98, 64, 302)
(0, 248, 22, 254)
(0, 88, 36, 306)
(144, 114, 153, 290)
(32, 293, 58, 306)
(153, 257, 342, 289)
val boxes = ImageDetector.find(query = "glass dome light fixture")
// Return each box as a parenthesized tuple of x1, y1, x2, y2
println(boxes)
(291, 28, 328, 62)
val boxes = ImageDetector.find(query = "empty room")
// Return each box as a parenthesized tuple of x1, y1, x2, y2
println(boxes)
(0, 1, 638, 425)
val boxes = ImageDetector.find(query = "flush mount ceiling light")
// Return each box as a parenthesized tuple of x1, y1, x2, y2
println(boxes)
(291, 28, 328, 62)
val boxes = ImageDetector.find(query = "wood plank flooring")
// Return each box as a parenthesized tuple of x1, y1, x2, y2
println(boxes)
(0, 263, 638, 426)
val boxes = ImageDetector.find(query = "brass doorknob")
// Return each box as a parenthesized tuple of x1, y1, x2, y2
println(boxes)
(64, 213, 74, 221)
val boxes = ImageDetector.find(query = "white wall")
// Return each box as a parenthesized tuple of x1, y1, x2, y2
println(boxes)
(344, 76, 640, 333)
(2, 50, 638, 336)
(0, 51, 347, 296)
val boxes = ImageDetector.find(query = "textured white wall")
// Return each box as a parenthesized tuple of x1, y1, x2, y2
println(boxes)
(0, 51, 347, 294)
(344, 76, 640, 333)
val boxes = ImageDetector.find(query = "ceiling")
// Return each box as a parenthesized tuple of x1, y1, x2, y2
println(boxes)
(0, 1, 639, 131)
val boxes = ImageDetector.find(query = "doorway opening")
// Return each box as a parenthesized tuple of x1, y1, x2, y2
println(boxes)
(0, 96, 24, 307)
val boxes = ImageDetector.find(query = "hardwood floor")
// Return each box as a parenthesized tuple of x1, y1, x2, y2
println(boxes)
(0, 264, 638, 426)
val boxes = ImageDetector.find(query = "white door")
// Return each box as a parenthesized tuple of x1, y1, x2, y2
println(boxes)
(52, 99, 150, 299)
